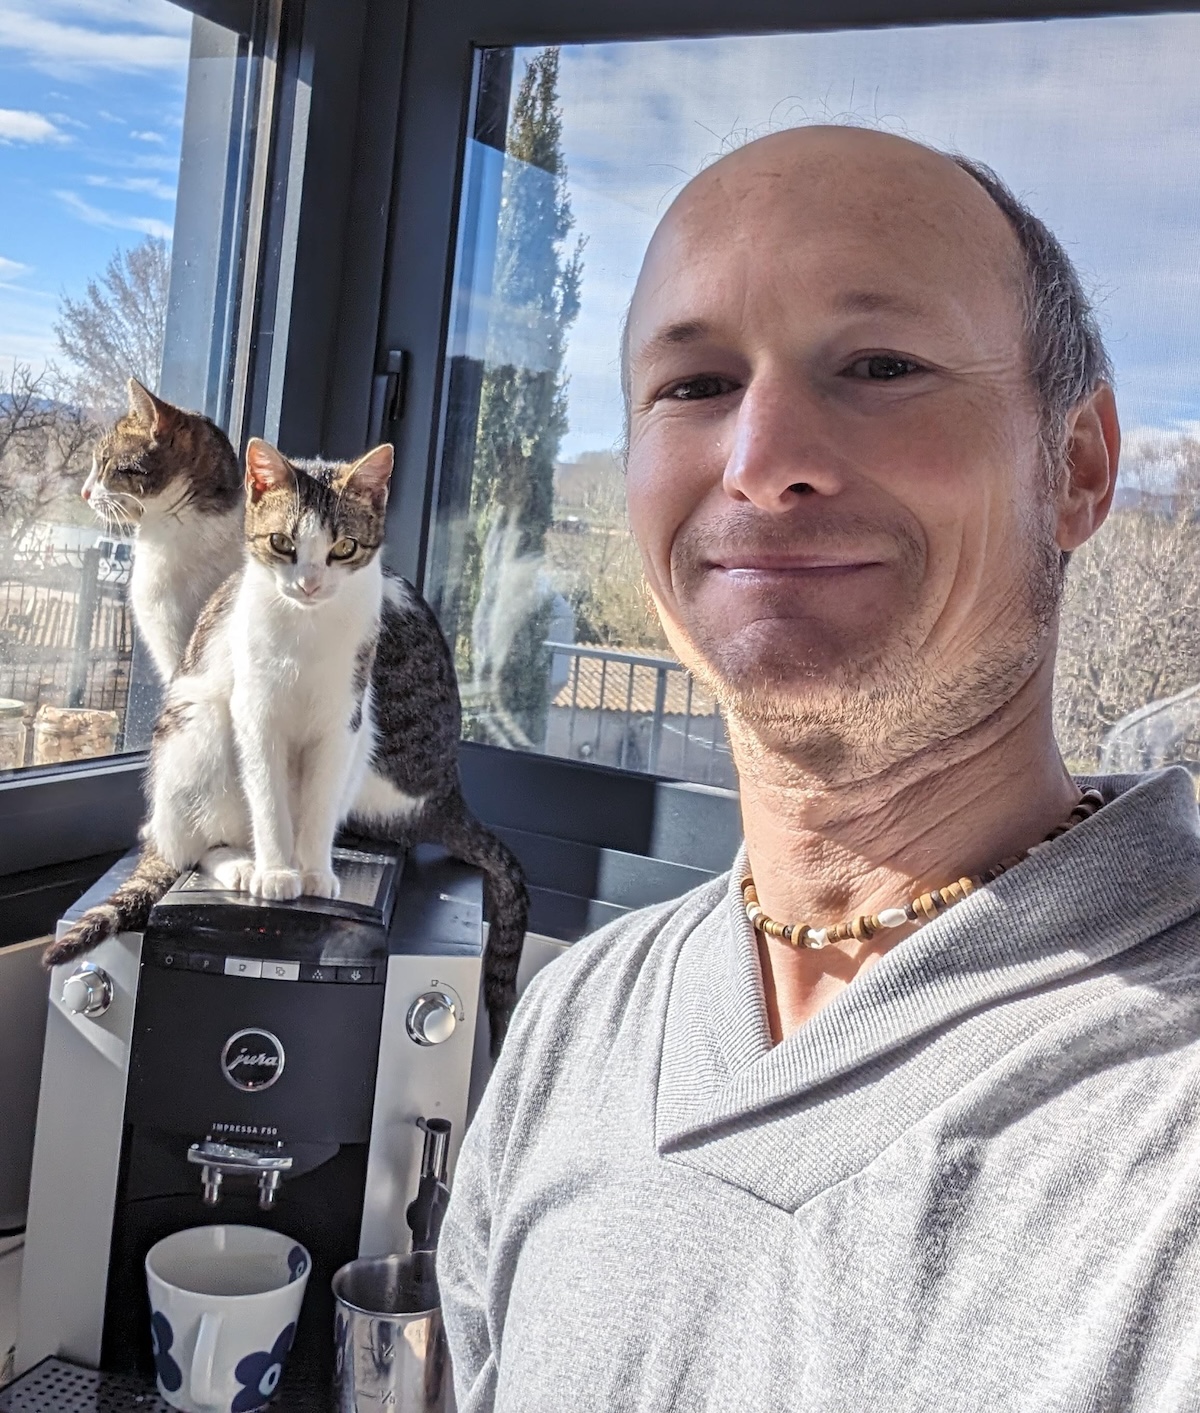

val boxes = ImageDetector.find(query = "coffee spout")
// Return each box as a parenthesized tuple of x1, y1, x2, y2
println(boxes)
(187, 1140, 293, 1208)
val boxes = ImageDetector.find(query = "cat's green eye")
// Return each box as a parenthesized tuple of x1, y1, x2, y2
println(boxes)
(269, 532, 295, 557)
(329, 537, 358, 561)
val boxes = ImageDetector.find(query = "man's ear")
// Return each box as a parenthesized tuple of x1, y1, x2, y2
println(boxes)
(338, 443, 393, 510)
(245, 439, 295, 504)
(1056, 383, 1120, 553)
(127, 378, 180, 437)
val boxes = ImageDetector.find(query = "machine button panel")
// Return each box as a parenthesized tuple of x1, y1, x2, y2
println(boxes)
(150, 950, 380, 982)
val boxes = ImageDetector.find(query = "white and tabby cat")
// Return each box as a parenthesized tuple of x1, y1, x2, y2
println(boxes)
(83, 379, 243, 681)
(55, 403, 528, 1054)
(154, 439, 391, 900)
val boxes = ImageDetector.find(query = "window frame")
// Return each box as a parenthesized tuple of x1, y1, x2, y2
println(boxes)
(3, 0, 1192, 912)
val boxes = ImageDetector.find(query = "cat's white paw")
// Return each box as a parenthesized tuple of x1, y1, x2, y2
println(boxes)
(300, 868, 340, 899)
(250, 867, 303, 901)
(203, 847, 255, 892)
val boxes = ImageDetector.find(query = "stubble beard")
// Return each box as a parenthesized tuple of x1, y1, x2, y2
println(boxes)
(674, 501, 1066, 785)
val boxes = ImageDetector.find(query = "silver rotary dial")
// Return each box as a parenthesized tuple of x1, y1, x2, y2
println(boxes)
(405, 990, 458, 1046)
(61, 963, 114, 1018)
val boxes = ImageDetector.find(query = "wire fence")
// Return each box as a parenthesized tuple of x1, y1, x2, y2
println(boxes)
(0, 546, 135, 764)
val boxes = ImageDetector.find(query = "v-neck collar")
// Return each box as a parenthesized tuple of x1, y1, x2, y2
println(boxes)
(656, 768, 1200, 1185)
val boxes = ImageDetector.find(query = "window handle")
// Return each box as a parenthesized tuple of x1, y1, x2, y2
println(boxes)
(368, 349, 408, 444)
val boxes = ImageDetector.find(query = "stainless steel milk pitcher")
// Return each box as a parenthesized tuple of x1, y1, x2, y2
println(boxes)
(332, 1251, 448, 1412)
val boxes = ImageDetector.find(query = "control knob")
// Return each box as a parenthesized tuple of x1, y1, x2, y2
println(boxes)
(61, 963, 114, 1018)
(406, 990, 458, 1046)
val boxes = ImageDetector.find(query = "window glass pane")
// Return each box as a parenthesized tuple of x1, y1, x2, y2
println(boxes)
(430, 17, 1200, 786)
(0, 0, 252, 774)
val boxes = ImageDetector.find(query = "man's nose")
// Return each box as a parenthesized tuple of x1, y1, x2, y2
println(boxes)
(722, 378, 845, 511)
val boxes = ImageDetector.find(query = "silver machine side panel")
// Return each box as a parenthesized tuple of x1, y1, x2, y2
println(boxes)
(359, 953, 482, 1259)
(16, 928, 144, 1374)
(359, 851, 484, 1259)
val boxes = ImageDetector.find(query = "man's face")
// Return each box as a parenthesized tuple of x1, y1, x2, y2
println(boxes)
(625, 128, 1064, 768)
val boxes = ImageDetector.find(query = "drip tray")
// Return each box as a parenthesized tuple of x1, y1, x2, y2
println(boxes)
(0, 1358, 330, 1411)
(0, 1360, 169, 1412)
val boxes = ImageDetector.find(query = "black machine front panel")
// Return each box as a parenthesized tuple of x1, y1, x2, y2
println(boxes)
(126, 963, 386, 1143)
(101, 851, 399, 1390)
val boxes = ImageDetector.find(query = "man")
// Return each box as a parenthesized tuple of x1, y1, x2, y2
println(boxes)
(438, 127, 1200, 1410)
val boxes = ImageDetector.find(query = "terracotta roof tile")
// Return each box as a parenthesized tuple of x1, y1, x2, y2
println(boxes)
(550, 650, 718, 717)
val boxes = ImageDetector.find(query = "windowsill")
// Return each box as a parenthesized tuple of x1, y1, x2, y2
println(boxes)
(0, 757, 146, 880)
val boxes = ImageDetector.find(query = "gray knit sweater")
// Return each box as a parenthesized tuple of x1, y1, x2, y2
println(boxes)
(439, 768, 1200, 1412)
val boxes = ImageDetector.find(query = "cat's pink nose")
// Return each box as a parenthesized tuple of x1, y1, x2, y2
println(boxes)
(81, 483, 91, 501)
(297, 576, 320, 597)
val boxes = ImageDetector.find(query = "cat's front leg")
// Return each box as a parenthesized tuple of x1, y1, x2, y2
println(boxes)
(232, 695, 303, 901)
(292, 732, 360, 899)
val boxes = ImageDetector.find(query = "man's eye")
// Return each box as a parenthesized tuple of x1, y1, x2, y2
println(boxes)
(663, 375, 735, 401)
(846, 355, 925, 380)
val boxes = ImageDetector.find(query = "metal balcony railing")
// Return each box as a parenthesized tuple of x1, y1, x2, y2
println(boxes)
(546, 641, 734, 787)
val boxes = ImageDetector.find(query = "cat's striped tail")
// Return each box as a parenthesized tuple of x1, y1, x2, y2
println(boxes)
(435, 799, 529, 1059)
(42, 845, 178, 969)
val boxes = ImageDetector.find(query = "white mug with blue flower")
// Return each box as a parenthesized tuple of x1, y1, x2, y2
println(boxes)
(145, 1224, 311, 1413)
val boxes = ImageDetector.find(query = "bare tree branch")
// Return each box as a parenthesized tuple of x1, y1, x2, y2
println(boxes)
(54, 236, 170, 418)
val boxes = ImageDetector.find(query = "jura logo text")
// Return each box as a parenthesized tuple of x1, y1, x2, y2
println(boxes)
(221, 1028, 286, 1092)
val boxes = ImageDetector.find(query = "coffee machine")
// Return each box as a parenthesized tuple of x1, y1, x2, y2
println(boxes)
(16, 842, 483, 1394)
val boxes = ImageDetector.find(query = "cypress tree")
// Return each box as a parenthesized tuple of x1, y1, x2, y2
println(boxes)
(461, 47, 583, 749)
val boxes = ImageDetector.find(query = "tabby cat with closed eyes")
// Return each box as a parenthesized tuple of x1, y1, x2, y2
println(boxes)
(50, 387, 527, 1056)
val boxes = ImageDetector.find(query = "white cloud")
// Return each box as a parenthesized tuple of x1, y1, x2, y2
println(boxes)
(56, 189, 173, 240)
(0, 1, 189, 76)
(0, 256, 33, 278)
(130, 129, 165, 143)
(131, 152, 178, 172)
(0, 108, 66, 144)
(85, 173, 175, 201)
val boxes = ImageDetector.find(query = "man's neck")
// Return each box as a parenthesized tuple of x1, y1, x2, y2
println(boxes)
(731, 656, 1079, 1040)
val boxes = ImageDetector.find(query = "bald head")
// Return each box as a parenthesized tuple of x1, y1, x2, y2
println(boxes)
(640, 125, 1025, 312)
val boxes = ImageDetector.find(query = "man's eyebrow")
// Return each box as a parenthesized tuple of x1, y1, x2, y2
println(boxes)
(630, 320, 712, 366)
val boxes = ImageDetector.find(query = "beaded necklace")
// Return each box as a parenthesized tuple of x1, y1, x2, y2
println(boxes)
(741, 787, 1104, 950)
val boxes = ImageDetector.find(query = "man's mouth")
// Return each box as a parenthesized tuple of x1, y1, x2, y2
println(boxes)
(709, 552, 884, 576)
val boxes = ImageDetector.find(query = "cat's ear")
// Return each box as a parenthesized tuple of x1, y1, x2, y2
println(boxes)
(338, 444, 393, 510)
(127, 378, 179, 437)
(245, 439, 295, 504)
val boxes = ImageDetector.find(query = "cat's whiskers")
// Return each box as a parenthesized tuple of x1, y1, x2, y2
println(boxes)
(91, 491, 133, 537)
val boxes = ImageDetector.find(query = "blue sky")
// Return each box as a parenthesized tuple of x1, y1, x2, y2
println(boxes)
(497, 14, 1200, 460)
(0, 0, 188, 368)
(5, 4, 1200, 465)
